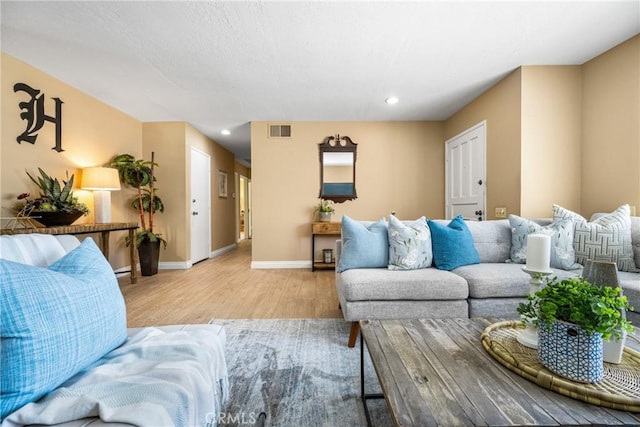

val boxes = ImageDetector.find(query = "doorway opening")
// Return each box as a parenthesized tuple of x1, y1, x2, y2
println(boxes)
(237, 174, 251, 241)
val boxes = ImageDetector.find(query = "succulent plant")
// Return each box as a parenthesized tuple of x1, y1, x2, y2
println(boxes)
(17, 168, 89, 215)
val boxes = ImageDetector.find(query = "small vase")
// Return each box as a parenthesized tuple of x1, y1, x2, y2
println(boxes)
(538, 320, 603, 383)
(603, 331, 627, 364)
(319, 212, 332, 222)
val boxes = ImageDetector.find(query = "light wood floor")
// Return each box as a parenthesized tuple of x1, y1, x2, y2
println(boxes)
(119, 240, 343, 327)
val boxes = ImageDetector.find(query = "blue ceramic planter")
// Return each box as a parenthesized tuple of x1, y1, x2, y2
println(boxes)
(538, 320, 604, 383)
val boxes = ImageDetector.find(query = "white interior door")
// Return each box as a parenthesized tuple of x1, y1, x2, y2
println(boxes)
(445, 121, 486, 221)
(190, 147, 211, 264)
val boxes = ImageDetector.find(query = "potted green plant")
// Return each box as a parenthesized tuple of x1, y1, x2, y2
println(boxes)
(517, 277, 633, 383)
(14, 168, 89, 227)
(314, 199, 335, 222)
(110, 152, 166, 276)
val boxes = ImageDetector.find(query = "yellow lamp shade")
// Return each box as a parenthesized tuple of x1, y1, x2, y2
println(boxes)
(81, 167, 121, 190)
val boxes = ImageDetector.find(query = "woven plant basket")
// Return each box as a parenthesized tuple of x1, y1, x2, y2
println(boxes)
(538, 319, 604, 383)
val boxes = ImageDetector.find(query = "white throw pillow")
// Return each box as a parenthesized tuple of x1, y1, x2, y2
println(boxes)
(387, 215, 432, 270)
(553, 204, 638, 272)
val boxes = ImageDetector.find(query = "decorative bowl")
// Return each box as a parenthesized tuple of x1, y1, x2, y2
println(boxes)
(29, 211, 84, 227)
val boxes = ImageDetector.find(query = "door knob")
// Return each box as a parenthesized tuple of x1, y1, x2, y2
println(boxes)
(192, 211, 199, 216)
(478, 180, 483, 185)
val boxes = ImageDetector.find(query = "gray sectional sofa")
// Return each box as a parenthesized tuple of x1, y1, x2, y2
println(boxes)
(336, 216, 640, 347)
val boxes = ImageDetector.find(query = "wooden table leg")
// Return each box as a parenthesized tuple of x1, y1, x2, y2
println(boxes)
(100, 231, 110, 257)
(129, 229, 137, 284)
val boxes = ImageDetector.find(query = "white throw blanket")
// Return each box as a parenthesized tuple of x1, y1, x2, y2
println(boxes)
(2, 327, 229, 427)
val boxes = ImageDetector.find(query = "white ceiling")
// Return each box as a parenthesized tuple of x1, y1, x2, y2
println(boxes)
(2, 1, 639, 166)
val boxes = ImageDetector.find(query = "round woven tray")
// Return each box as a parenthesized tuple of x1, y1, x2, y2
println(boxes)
(481, 320, 640, 412)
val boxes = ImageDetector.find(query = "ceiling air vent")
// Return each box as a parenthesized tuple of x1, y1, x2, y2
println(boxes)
(269, 124, 292, 138)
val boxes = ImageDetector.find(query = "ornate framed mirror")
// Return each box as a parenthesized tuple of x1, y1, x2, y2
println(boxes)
(319, 134, 357, 203)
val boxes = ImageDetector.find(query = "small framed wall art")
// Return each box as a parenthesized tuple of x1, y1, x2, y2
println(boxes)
(218, 170, 228, 198)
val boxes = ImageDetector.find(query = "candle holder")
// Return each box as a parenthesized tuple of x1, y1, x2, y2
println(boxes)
(517, 267, 552, 349)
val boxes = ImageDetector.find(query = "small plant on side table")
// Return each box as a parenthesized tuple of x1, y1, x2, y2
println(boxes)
(314, 199, 335, 222)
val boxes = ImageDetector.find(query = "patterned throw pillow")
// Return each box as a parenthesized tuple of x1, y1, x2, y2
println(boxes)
(387, 215, 432, 270)
(427, 215, 479, 271)
(337, 215, 388, 273)
(509, 215, 580, 270)
(553, 204, 638, 272)
(0, 238, 127, 418)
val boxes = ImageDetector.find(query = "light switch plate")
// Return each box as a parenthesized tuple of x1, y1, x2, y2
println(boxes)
(495, 207, 507, 218)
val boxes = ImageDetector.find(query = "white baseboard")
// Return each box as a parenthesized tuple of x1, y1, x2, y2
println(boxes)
(159, 261, 190, 270)
(251, 260, 311, 269)
(114, 265, 131, 279)
(114, 261, 190, 276)
(211, 243, 237, 258)
(113, 243, 239, 275)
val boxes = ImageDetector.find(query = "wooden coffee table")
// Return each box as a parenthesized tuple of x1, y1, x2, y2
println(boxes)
(359, 318, 640, 426)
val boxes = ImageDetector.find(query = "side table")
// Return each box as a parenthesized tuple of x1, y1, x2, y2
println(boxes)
(311, 221, 341, 271)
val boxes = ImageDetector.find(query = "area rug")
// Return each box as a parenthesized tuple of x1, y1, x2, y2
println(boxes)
(210, 318, 392, 427)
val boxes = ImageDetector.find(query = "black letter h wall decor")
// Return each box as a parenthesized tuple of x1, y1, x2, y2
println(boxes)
(14, 83, 64, 152)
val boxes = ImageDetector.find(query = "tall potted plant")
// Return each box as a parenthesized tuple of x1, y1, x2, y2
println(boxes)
(110, 152, 166, 276)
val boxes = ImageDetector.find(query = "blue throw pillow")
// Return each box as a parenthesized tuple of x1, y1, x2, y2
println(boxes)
(337, 215, 388, 273)
(427, 215, 480, 271)
(0, 238, 127, 419)
(388, 215, 432, 270)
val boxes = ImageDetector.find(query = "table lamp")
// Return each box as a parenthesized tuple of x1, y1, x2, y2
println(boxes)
(81, 167, 121, 223)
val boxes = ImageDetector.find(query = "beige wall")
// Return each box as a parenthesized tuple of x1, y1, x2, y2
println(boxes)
(445, 69, 522, 219)
(1, 53, 141, 267)
(141, 122, 188, 263)
(251, 121, 444, 264)
(235, 161, 251, 179)
(581, 35, 640, 217)
(520, 66, 582, 217)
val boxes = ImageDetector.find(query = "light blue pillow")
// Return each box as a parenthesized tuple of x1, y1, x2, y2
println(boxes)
(427, 215, 480, 271)
(388, 215, 432, 270)
(509, 214, 580, 270)
(0, 238, 127, 419)
(337, 215, 388, 273)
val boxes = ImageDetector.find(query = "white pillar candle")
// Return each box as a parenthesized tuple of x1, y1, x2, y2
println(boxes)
(526, 234, 551, 272)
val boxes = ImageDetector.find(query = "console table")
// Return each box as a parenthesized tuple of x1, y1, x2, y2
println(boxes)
(311, 222, 341, 271)
(1, 222, 139, 284)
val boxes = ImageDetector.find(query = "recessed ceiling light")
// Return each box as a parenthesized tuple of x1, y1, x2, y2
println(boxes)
(221, 129, 231, 135)
(385, 96, 399, 105)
